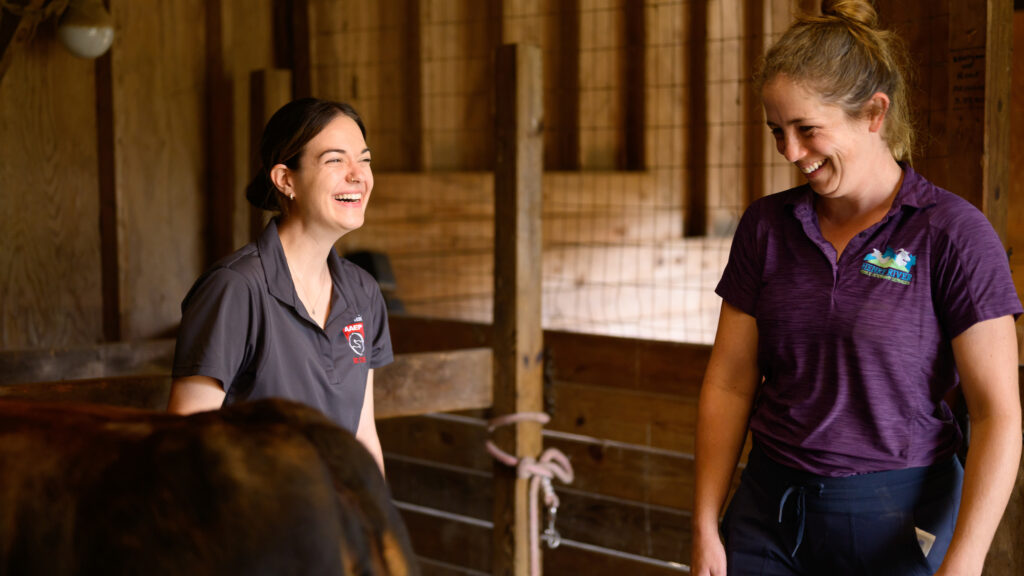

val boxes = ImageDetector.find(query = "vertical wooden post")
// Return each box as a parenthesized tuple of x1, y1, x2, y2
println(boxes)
(248, 69, 292, 240)
(742, 0, 765, 209)
(205, 0, 237, 266)
(621, 0, 646, 170)
(492, 43, 544, 576)
(982, 0, 1011, 242)
(96, 0, 119, 342)
(546, 0, 579, 170)
(684, 0, 708, 236)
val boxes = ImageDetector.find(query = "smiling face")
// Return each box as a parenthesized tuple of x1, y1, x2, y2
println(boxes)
(762, 75, 882, 201)
(281, 114, 374, 239)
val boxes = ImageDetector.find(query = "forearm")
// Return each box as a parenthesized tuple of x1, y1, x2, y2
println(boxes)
(693, 383, 754, 533)
(939, 414, 1022, 575)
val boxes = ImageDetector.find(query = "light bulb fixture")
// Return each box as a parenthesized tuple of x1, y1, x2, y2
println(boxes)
(56, 0, 114, 59)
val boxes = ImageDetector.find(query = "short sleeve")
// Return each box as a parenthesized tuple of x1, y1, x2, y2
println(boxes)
(368, 282, 393, 369)
(716, 201, 765, 317)
(172, 268, 256, 390)
(931, 206, 1023, 339)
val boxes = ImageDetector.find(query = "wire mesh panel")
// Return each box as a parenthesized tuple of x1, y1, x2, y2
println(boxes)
(314, 0, 804, 345)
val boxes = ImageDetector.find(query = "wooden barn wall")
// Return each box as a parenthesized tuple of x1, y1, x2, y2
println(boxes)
(0, 0, 275, 348)
(0, 21, 103, 348)
(110, 0, 207, 340)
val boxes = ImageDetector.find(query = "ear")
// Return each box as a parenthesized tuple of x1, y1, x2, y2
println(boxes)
(269, 164, 293, 197)
(865, 92, 890, 133)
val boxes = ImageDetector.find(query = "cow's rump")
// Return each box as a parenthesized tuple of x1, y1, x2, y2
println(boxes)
(0, 398, 416, 576)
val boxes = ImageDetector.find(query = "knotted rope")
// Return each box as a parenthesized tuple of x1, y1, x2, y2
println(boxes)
(486, 412, 575, 576)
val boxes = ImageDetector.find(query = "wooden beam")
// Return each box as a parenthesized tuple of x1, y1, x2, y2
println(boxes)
(95, 0, 118, 342)
(374, 348, 492, 419)
(621, 0, 646, 170)
(0, 342, 493, 420)
(743, 0, 765, 208)
(400, 0, 423, 170)
(983, 0, 1012, 242)
(684, 0, 708, 236)
(492, 43, 544, 576)
(270, 0, 309, 99)
(545, 0, 579, 170)
(204, 0, 236, 265)
(248, 68, 292, 240)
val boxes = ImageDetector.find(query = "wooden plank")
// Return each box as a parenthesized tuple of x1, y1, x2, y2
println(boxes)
(398, 502, 689, 575)
(399, 507, 492, 574)
(1011, 11, 1024, 360)
(621, 0, 645, 170)
(547, 381, 696, 453)
(743, 0, 765, 208)
(0, 375, 172, 411)
(491, 43, 544, 576)
(248, 68, 292, 239)
(204, 0, 237, 265)
(0, 1, 104, 349)
(401, 0, 423, 170)
(0, 339, 175, 386)
(684, 0, 708, 236)
(386, 457, 692, 563)
(0, 0, 55, 86)
(389, 316, 493, 354)
(96, 27, 118, 343)
(374, 348, 493, 419)
(378, 413, 714, 512)
(545, 0, 580, 169)
(545, 331, 711, 396)
(111, 0, 208, 340)
(982, 0, 1011, 242)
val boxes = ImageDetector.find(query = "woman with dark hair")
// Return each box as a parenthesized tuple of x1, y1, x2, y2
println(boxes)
(169, 98, 391, 475)
(691, 1, 1021, 574)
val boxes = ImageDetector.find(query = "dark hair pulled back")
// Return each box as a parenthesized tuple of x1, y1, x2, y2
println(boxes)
(246, 98, 367, 212)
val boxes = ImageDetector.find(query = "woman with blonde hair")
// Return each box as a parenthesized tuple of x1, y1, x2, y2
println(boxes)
(691, 1, 1021, 574)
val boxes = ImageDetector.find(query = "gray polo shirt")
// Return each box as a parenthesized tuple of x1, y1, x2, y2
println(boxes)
(173, 219, 393, 432)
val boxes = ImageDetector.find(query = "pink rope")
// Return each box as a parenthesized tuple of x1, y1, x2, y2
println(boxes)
(486, 412, 575, 576)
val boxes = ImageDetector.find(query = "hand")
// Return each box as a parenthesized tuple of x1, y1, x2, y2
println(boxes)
(691, 527, 727, 576)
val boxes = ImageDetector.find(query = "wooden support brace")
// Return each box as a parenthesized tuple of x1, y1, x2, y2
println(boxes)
(492, 43, 544, 576)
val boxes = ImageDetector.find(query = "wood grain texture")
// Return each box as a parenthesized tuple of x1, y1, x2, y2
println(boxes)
(492, 43, 545, 576)
(374, 348, 492, 418)
(0, 22, 103, 349)
(111, 0, 208, 340)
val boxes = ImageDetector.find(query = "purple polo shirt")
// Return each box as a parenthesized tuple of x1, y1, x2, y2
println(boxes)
(717, 164, 1021, 476)
(173, 219, 393, 433)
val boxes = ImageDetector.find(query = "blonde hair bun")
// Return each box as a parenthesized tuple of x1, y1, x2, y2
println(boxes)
(821, 0, 879, 28)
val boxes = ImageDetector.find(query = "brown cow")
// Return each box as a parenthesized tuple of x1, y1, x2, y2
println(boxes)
(0, 398, 417, 576)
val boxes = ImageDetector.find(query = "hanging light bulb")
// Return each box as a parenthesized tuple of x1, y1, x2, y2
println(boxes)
(57, 0, 114, 59)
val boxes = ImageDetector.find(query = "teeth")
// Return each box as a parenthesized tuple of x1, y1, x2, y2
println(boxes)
(334, 193, 360, 202)
(801, 159, 825, 174)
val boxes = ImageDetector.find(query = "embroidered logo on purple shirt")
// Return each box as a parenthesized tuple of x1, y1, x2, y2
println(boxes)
(861, 247, 917, 285)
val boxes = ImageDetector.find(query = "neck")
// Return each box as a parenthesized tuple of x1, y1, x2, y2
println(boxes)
(277, 216, 335, 278)
(817, 156, 903, 225)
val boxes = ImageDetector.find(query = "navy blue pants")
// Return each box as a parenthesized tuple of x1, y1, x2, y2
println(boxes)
(721, 443, 963, 576)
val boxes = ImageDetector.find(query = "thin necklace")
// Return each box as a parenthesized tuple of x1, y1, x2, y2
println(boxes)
(298, 267, 329, 317)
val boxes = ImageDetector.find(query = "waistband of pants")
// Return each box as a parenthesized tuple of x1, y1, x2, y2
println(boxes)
(745, 441, 959, 511)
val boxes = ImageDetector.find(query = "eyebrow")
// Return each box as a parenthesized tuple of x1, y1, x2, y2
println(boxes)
(317, 148, 372, 159)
